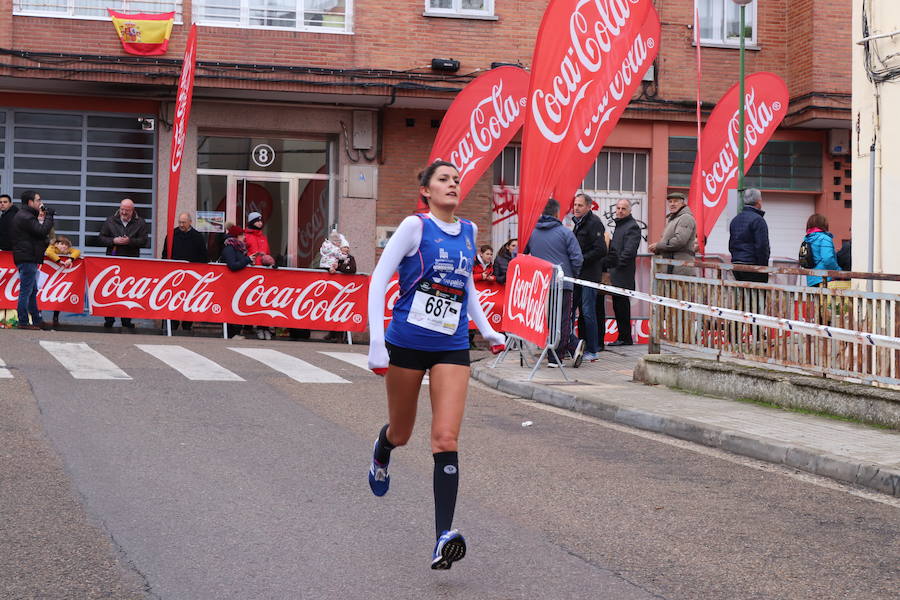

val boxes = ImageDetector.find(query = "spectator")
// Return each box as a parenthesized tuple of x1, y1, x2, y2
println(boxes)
(473, 245, 495, 282)
(525, 198, 584, 367)
(98, 198, 148, 331)
(649, 191, 697, 275)
(45, 235, 81, 329)
(245, 211, 276, 266)
(11, 190, 53, 330)
(836, 239, 852, 272)
(803, 213, 840, 287)
(221, 225, 253, 339)
(572, 192, 607, 362)
(320, 230, 348, 270)
(728, 188, 770, 284)
(0, 194, 18, 251)
(162, 212, 210, 333)
(607, 199, 642, 346)
(331, 244, 357, 275)
(493, 238, 517, 285)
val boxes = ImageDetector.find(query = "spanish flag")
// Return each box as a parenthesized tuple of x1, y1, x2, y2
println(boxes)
(108, 10, 175, 56)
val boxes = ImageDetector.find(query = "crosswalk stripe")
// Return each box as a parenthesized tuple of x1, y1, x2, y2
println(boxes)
(137, 344, 244, 382)
(230, 348, 350, 384)
(318, 351, 429, 384)
(0, 358, 12, 379)
(39, 341, 131, 380)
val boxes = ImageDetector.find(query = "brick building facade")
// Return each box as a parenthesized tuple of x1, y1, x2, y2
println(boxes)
(0, 0, 851, 277)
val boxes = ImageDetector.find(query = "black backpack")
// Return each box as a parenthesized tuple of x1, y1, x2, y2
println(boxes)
(798, 240, 815, 269)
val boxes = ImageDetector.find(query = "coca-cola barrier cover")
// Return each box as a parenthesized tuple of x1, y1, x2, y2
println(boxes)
(501, 254, 554, 347)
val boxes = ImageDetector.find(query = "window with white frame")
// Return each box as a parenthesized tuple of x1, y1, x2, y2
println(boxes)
(13, 0, 182, 20)
(696, 0, 756, 46)
(194, 0, 351, 32)
(425, 0, 494, 18)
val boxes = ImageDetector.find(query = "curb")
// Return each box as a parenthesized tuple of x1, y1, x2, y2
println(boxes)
(471, 365, 900, 498)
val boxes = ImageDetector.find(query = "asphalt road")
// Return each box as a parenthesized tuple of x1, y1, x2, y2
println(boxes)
(1, 329, 898, 599)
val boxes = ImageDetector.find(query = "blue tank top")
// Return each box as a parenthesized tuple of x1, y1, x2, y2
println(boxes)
(386, 214, 476, 351)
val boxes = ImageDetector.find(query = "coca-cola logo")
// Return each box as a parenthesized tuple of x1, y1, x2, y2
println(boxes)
(383, 277, 401, 324)
(89, 265, 220, 313)
(701, 86, 780, 209)
(531, 0, 648, 146)
(443, 81, 527, 183)
(476, 285, 501, 323)
(0, 267, 18, 302)
(38, 261, 81, 306)
(170, 34, 195, 174)
(505, 264, 550, 334)
(232, 274, 364, 323)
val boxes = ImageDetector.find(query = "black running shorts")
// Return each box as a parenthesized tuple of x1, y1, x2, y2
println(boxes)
(386, 342, 471, 371)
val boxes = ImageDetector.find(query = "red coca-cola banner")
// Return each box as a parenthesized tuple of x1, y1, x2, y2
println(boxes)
(501, 255, 554, 347)
(85, 257, 368, 331)
(688, 72, 789, 253)
(165, 24, 198, 260)
(423, 66, 530, 209)
(518, 0, 660, 248)
(0, 253, 87, 312)
(383, 275, 505, 330)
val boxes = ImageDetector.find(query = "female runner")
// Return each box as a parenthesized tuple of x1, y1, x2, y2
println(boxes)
(366, 160, 506, 570)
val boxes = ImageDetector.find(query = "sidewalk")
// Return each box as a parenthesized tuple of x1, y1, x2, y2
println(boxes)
(471, 344, 900, 498)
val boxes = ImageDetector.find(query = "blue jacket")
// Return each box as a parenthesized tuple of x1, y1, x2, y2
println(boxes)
(804, 230, 839, 287)
(524, 215, 583, 290)
(728, 206, 770, 266)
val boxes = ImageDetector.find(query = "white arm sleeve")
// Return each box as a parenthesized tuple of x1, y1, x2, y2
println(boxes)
(466, 223, 506, 348)
(367, 216, 423, 370)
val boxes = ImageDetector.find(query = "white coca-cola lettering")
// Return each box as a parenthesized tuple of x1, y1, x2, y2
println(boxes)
(170, 40, 195, 174)
(702, 86, 780, 209)
(383, 278, 401, 323)
(0, 267, 18, 302)
(531, 0, 643, 143)
(505, 264, 550, 333)
(476, 286, 500, 320)
(231, 274, 364, 323)
(37, 262, 75, 304)
(149, 269, 219, 313)
(298, 193, 326, 263)
(442, 80, 526, 183)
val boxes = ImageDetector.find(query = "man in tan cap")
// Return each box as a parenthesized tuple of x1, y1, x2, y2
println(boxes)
(649, 191, 697, 275)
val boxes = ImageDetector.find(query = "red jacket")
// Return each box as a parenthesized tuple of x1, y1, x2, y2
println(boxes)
(473, 260, 495, 282)
(244, 227, 271, 265)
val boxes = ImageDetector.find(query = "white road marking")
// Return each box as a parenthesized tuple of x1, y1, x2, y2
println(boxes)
(0, 358, 12, 378)
(39, 341, 131, 380)
(318, 351, 429, 384)
(137, 345, 244, 382)
(230, 348, 349, 384)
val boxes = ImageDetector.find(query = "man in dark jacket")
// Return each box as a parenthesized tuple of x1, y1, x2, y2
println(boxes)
(524, 198, 584, 366)
(728, 188, 770, 283)
(608, 199, 642, 346)
(572, 193, 607, 361)
(98, 198, 148, 330)
(162, 212, 209, 332)
(0, 194, 18, 251)
(11, 190, 53, 329)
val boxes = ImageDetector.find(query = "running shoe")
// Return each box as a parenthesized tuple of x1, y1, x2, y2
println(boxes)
(368, 440, 390, 496)
(572, 339, 586, 368)
(431, 529, 466, 570)
(582, 351, 599, 362)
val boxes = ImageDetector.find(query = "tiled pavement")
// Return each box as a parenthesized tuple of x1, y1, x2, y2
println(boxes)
(471, 344, 900, 498)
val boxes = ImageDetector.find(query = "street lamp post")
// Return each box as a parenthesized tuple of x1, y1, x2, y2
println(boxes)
(733, 0, 754, 210)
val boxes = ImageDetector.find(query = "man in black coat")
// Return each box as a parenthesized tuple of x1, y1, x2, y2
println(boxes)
(10, 190, 54, 329)
(98, 198, 148, 330)
(162, 212, 209, 332)
(0, 194, 18, 251)
(728, 188, 770, 283)
(572, 193, 607, 361)
(608, 198, 642, 346)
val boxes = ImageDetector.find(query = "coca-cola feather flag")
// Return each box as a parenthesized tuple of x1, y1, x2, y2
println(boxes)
(517, 0, 660, 248)
(422, 66, 530, 209)
(688, 72, 789, 253)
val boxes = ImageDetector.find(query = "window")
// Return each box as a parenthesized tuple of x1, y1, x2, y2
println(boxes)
(194, 0, 352, 32)
(425, 0, 494, 19)
(668, 137, 823, 191)
(696, 0, 756, 46)
(13, 0, 182, 21)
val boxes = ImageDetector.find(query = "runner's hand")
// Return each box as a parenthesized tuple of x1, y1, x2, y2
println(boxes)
(484, 330, 506, 349)
(368, 342, 389, 376)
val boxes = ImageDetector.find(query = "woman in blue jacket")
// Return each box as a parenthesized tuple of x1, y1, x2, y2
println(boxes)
(803, 214, 839, 287)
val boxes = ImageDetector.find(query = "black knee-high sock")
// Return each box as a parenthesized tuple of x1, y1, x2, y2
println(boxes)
(374, 424, 395, 465)
(433, 451, 459, 539)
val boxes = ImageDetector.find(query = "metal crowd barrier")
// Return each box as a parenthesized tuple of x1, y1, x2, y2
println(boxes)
(493, 265, 568, 381)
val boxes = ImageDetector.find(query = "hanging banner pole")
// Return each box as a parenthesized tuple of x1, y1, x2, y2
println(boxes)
(165, 24, 198, 260)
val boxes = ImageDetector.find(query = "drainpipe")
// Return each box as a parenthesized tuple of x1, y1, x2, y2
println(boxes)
(868, 142, 876, 292)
